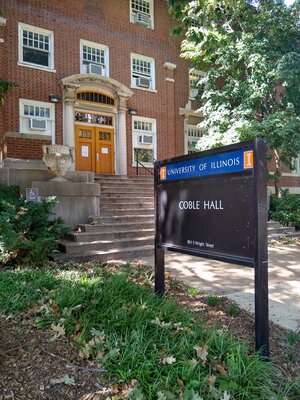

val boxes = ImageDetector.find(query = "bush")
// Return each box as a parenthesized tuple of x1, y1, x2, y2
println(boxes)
(0, 184, 69, 265)
(269, 190, 300, 229)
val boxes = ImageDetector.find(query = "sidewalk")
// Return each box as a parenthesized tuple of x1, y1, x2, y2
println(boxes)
(141, 244, 300, 331)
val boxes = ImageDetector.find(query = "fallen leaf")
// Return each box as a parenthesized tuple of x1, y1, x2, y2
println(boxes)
(220, 390, 230, 400)
(162, 355, 176, 365)
(194, 345, 208, 364)
(50, 323, 65, 341)
(207, 375, 216, 391)
(214, 363, 227, 376)
(50, 374, 75, 386)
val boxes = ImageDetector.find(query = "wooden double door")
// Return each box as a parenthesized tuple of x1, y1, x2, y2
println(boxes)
(75, 125, 114, 174)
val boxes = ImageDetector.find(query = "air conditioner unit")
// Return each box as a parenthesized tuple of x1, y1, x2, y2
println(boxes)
(85, 63, 104, 75)
(29, 118, 47, 131)
(138, 134, 153, 145)
(136, 76, 151, 88)
(133, 12, 151, 27)
(189, 88, 199, 99)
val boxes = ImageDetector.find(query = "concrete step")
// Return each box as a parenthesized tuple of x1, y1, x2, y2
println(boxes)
(268, 226, 296, 235)
(65, 228, 154, 242)
(77, 221, 154, 233)
(100, 187, 154, 194)
(95, 175, 153, 182)
(100, 201, 154, 209)
(100, 192, 154, 199)
(100, 208, 154, 216)
(99, 182, 153, 189)
(88, 214, 154, 224)
(58, 236, 154, 254)
(52, 244, 154, 262)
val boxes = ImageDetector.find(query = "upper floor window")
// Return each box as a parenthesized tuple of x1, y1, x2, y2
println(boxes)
(189, 69, 203, 99)
(132, 116, 156, 167)
(130, 0, 154, 29)
(131, 53, 155, 91)
(18, 23, 54, 70)
(293, 155, 300, 174)
(19, 99, 55, 142)
(80, 40, 109, 77)
(186, 124, 203, 154)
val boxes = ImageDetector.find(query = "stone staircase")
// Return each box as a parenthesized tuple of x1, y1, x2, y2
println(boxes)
(54, 175, 155, 262)
(267, 220, 300, 241)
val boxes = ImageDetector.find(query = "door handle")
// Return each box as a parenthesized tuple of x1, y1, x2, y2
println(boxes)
(96, 153, 99, 162)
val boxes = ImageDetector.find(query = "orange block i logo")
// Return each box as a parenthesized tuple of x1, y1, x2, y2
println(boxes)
(244, 150, 254, 169)
(160, 166, 167, 180)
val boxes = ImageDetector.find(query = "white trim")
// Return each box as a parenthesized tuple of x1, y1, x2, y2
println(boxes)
(130, 0, 154, 29)
(18, 22, 54, 71)
(0, 17, 7, 27)
(19, 98, 55, 144)
(80, 39, 109, 77)
(165, 77, 175, 82)
(132, 115, 157, 167)
(131, 52, 156, 91)
(164, 62, 177, 70)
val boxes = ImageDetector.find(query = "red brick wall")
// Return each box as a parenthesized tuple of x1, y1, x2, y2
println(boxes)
(0, 0, 189, 169)
(6, 137, 51, 159)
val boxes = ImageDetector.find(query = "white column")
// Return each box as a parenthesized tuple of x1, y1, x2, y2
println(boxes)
(63, 85, 78, 171)
(117, 97, 127, 175)
(64, 100, 75, 148)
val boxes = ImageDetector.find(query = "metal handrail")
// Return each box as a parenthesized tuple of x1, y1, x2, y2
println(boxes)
(134, 148, 156, 175)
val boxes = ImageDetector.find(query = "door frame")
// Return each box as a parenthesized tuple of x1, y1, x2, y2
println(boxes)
(75, 121, 115, 174)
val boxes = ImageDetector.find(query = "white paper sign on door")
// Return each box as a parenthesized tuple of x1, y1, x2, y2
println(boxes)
(81, 145, 89, 157)
(102, 147, 109, 154)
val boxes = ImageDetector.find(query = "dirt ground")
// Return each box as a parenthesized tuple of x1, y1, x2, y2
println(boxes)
(0, 266, 299, 399)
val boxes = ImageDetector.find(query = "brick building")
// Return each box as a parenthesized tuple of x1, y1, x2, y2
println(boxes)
(0, 0, 299, 193)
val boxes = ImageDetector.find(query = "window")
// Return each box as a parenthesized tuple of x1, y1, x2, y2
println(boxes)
(18, 23, 54, 70)
(189, 69, 203, 99)
(130, 0, 154, 29)
(132, 116, 156, 166)
(131, 53, 155, 90)
(186, 125, 203, 154)
(80, 40, 109, 76)
(293, 155, 300, 174)
(19, 99, 55, 142)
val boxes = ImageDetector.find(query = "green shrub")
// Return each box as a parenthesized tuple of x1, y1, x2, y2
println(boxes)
(0, 184, 69, 265)
(269, 190, 300, 229)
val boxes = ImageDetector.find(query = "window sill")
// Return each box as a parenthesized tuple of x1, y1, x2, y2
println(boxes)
(18, 62, 56, 73)
(130, 85, 157, 93)
(6, 131, 52, 141)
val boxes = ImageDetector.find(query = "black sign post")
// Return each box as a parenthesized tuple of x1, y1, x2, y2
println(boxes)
(154, 139, 269, 357)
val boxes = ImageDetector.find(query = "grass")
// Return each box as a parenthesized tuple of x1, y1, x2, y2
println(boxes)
(0, 262, 299, 399)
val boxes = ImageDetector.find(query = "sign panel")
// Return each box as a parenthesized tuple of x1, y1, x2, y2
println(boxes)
(158, 177, 255, 265)
(26, 188, 39, 202)
(159, 148, 254, 182)
(81, 145, 89, 157)
(156, 143, 257, 266)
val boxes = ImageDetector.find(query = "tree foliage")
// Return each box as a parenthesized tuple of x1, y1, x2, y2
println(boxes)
(167, 0, 300, 194)
(0, 79, 15, 106)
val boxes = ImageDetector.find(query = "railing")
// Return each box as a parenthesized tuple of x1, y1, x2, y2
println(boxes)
(134, 148, 156, 175)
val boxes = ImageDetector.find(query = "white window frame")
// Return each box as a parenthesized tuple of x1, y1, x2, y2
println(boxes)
(18, 23, 55, 71)
(189, 68, 204, 99)
(80, 39, 109, 77)
(19, 99, 55, 143)
(132, 116, 157, 167)
(293, 155, 300, 175)
(186, 124, 203, 154)
(130, 0, 154, 29)
(131, 53, 156, 91)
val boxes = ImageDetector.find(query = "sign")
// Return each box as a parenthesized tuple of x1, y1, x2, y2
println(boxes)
(26, 188, 39, 202)
(159, 148, 254, 182)
(154, 139, 269, 357)
(81, 145, 89, 157)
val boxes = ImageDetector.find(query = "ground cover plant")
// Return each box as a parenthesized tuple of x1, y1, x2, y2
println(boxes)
(0, 261, 299, 399)
(269, 191, 300, 229)
(0, 184, 68, 265)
